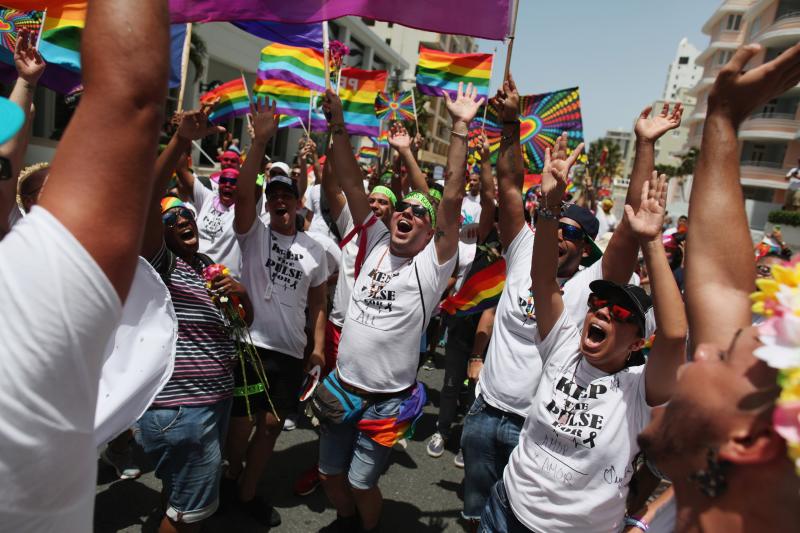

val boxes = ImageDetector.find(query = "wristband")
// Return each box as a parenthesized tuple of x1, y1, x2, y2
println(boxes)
(536, 203, 562, 221)
(469, 356, 484, 363)
(624, 516, 649, 532)
(451, 129, 468, 139)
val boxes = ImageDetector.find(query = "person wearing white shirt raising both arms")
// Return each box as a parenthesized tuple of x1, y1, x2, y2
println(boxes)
(314, 83, 482, 533)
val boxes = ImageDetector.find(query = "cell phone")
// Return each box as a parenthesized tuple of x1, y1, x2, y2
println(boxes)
(0, 156, 11, 181)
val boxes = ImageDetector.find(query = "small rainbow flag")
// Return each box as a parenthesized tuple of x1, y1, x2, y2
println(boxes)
(416, 46, 492, 101)
(256, 42, 326, 93)
(440, 258, 506, 316)
(202, 77, 250, 124)
(370, 130, 389, 148)
(358, 146, 380, 159)
(374, 90, 415, 122)
(339, 67, 388, 137)
(357, 382, 426, 447)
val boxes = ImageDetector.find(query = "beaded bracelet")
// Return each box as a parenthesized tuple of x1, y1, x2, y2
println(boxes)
(623, 516, 649, 532)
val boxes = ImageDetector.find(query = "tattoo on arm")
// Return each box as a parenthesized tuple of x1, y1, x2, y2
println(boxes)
(434, 229, 446, 241)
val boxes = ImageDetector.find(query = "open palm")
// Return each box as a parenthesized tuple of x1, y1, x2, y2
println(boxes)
(445, 82, 483, 124)
(625, 172, 668, 240)
(635, 103, 683, 142)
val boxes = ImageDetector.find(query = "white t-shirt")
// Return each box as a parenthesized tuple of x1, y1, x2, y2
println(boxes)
(306, 230, 341, 279)
(329, 204, 360, 328)
(478, 226, 606, 417)
(237, 220, 328, 358)
(336, 215, 457, 392)
(453, 240, 477, 292)
(0, 207, 122, 532)
(305, 184, 337, 240)
(460, 193, 482, 243)
(193, 179, 242, 277)
(503, 308, 651, 533)
(596, 208, 618, 237)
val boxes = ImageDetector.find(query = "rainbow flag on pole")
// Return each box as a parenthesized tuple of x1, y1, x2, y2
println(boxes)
(255, 42, 326, 92)
(370, 130, 389, 148)
(358, 145, 380, 159)
(339, 67, 387, 137)
(374, 90, 415, 121)
(416, 46, 492, 100)
(201, 78, 250, 124)
(440, 258, 506, 316)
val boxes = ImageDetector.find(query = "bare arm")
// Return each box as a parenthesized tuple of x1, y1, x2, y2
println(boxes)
(687, 43, 800, 348)
(625, 173, 687, 406)
(319, 148, 346, 221)
(297, 138, 310, 199)
(388, 123, 428, 193)
(477, 133, 496, 243)
(306, 282, 327, 371)
(38, 0, 169, 302)
(533, 133, 584, 339)
(492, 75, 525, 250)
(467, 305, 496, 382)
(234, 98, 279, 235)
(323, 90, 373, 225)
(436, 83, 483, 263)
(602, 103, 682, 285)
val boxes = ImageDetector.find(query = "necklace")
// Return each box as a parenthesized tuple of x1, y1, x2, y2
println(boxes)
(366, 247, 410, 299)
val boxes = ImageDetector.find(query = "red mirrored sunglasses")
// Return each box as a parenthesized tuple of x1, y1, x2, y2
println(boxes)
(587, 294, 636, 323)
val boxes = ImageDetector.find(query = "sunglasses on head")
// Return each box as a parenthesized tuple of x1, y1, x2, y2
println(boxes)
(219, 177, 237, 186)
(559, 222, 585, 242)
(587, 294, 638, 325)
(395, 201, 429, 220)
(162, 207, 194, 227)
(756, 264, 772, 277)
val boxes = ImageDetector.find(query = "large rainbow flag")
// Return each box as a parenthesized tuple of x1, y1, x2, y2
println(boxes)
(416, 46, 492, 101)
(256, 42, 326, 93)
(202, 78, 250, 124)
(440, 258, 506, 316)
(339, 67, 387, 137)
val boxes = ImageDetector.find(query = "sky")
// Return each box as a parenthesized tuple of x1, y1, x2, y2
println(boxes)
(477, 0, 720, 142)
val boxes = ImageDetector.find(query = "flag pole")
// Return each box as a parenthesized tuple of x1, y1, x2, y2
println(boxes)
(410, 89, 419, 136)
(503, 0, 520, 80)
(191, 140, 216, 166)
(240, 71, 254, 132)
(177, 23, 193, 111)
(35, 8, 47, 51)
(322, 22, 331, 91)
(308, 90, 314, 137)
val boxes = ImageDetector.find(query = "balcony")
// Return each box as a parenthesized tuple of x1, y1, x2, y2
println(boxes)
(739, 113, 800, 141)
(754, 10, 800, 47)
(740, 160, 788, 185)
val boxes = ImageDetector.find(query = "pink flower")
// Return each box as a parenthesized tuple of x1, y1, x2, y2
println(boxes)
(773, 400, 800, 445)
(202, 263, 230, 282)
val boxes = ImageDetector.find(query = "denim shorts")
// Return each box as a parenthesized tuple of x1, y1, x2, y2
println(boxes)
(318, 390, 410, 490)
(480, 480, 533, 533)
(460, 394, 524, 520)
(136, 398, 232, 523)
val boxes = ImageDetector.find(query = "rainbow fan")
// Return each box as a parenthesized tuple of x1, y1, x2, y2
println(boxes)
(374, 90, 415, 122)
(0, 9, 42, 51)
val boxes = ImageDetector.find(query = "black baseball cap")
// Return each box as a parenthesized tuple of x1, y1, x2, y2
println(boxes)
(562, 203, 602, 266)
(265, 175, 299, 198)
(588, 280, 652, 337)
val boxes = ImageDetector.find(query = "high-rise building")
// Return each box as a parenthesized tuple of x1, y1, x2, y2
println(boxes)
(662, 38, 703, 100)
(688, 0, 800, 215)
(371, 21, 478, 166)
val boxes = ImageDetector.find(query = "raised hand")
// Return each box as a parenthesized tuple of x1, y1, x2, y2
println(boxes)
(541, 132, 584, 198)
(322, 88, 345, 125)
(479, 132, 491, 161)
(176, 99, 226, 141)
(624, 171, 668, 242)
(445, 81, 484, 126)
(388, 123, 412, 151)
(635, 103, 683, 143)
(489, 73, 520, 122)
(249, 96, 280, 143)
(709, 42, 800, 126)
(14, 28, 45, 86)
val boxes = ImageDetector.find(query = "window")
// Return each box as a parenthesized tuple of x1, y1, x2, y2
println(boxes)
(385, 38, 391, 46)
(388, 22, 394, 28)
(715, 50, 733, 66)
(724, 13, 742, 31)
(678, 56, 689, 65)
(361, 17, 375, 26)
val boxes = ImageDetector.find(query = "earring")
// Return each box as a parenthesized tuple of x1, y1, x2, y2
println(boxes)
(688, 448, 730, 498)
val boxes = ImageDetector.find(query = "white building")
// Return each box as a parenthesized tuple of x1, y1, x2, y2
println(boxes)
(662, 38, 703, 101)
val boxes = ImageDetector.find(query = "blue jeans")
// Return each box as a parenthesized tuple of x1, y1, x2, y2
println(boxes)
(460, 394, 523, 520)
(480, 480, 533, 533)
(136, 398, 232, 523)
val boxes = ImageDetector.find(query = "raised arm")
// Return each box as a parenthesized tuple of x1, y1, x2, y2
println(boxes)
(467, 305, 496, 382)
(38, 0, 169, 301)
(323, 89, 372, 224)
(602, 103, 682, 284)
(625, 172, 687, 406)
(319, 146, 347, 221)
(436, 82, 483, 263)
(477, 133, 496, 243)
(234, 97, 279, 234)
(492, 74, 525, 250)
(687, 43, 800, 348)
(532, 133, 584, 339)
(388, 123, 428, 193)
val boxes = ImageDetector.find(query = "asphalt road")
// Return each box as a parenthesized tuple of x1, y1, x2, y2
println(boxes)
(94, 356, 474, 533)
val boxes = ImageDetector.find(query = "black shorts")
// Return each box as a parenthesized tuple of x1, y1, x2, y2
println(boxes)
(231, 347, 304, 418)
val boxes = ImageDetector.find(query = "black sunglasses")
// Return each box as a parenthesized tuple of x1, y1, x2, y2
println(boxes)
(756, 264, 773, 277)
(395, 201, 429, 220)
(162, 207, 194, 227)
(219, 177, 237, 186)
(559, 222, 585, 242)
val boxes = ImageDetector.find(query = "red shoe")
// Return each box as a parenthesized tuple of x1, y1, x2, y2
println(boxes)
(293, 464, 321, 496)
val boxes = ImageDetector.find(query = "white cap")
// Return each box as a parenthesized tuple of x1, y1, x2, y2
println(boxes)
(270, 161, 291, 177)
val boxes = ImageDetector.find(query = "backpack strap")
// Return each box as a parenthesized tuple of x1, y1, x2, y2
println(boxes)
(414, 262, 427, 335)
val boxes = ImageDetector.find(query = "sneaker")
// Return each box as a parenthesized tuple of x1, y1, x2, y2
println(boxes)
(319, 514, 359, 533)
(293, 465, 321, 496)
(453, 448, 465, 469)
(426, 432, 445, 458)
(283, 415, 297, 431)
(100, 446, 141, 480)
(422, 356, 435, 371)
(237, 497, 281, 527)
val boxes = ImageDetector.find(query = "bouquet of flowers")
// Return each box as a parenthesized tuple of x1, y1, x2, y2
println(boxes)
(203, 263, 278, 421)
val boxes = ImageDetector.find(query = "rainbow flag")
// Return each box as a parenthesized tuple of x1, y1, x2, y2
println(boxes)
(522, 174, 542, 194)
(0, 9, 41, 51)
(358, 145, 380, 159)
(374, 90, 415, 122)
(202, 78, 250, 124)
(254, 78, 328, 130)
(370, 130, 389, 148)
(416, 46, 492, 100)
(357, 382, 426, 447)
(440, 258, 506, 316)
(339, 67, 388, 137)
(256, 42, 326, 93)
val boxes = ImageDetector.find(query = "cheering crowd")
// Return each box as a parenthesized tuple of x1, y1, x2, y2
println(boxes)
(2, 2, 800, 533)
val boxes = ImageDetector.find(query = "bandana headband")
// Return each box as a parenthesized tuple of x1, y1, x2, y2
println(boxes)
(161, 196, 185, 214)
(403, 191, 436, 228)
(429, 188, 443, 202)
(370, 186, 397, 207)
